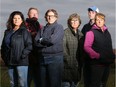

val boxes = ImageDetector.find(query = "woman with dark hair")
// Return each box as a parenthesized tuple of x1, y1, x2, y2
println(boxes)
(35, 9, 64, 87)
(1, 11, 32, 87)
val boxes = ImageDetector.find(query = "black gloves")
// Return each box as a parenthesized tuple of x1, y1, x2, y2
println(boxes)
(39, 37, 53, 46)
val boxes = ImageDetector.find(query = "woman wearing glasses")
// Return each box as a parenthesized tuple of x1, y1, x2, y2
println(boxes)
(62, 13, 83, 87)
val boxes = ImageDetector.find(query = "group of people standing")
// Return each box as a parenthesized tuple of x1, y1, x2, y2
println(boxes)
(1, 6, 115, 87)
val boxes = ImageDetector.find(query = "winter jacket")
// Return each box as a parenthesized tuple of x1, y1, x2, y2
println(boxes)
(84, 24, 115, 65)
(81, 21, 94, 36)
(63, 27, 83, 82)
(35, 21, 64, 57)
(26, 17, 42, 65)
(81, 21, 94, 62)
(1, 27, 32, 66)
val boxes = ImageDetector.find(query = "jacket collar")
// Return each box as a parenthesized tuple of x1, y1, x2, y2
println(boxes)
(92, 24, 108, 31)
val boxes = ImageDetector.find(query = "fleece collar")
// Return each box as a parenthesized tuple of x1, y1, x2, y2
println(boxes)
(92, 24, 108, 31)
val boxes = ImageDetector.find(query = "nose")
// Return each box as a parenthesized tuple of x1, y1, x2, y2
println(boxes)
(98, 20, 101, 23)
(15, 19, 18, 21)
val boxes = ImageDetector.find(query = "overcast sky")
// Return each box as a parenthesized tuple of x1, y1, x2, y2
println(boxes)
(0, 0, 115, 49)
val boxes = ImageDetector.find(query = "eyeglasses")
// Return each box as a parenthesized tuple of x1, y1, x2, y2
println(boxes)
(71, 19, 79, 22)
(47, 15, 55, 18)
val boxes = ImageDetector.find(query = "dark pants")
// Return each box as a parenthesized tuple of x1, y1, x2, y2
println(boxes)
(28, 53, 40, 87)
(62, 82, 78, 87)
(83, 61, 91, 87)
(28, 65, 40, 87)
(89, 65, 110, 87)
(39, 55, 63, 87)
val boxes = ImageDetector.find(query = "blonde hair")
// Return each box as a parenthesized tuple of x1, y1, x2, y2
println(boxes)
(68, 13, 81, 27)
(95, 13, 105, 21)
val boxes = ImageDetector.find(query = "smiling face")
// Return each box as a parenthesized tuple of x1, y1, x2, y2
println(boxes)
(13, 14, 23, 28)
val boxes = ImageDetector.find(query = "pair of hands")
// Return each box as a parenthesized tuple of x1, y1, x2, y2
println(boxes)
(38, 37, 53, 46)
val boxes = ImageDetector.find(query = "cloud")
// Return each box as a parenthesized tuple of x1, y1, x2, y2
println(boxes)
(0, 0, 115, 48)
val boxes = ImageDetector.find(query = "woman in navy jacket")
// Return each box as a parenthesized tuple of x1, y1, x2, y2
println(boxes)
(1, 11, 32, 87)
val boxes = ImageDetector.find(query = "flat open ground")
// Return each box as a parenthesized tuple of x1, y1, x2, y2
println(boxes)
(0, 64, 115, 87)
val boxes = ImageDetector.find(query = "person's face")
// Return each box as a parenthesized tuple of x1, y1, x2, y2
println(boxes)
(13, 14, 23, 27)
(70, 18, 80, 29)
(88, 11, 97, 20)
(28, 9, 39, 19)
(95, 16, 105, 28)
(46, 11, 57, 24)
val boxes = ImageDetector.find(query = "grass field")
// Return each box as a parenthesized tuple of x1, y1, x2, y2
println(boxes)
(0, 64, 115, 87)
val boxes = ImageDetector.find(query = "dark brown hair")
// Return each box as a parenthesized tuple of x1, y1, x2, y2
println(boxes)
(6, 11, 25, 30)
(45, 9, 58, 19)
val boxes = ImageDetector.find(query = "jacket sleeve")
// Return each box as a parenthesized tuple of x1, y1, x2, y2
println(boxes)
(21, 29, 32, 58)
(34, 29, 47, 48)
(35, 24, 64, 47)
(48, 25, 64, 45)
(1, 35, 5, 60)
(84, 31, 100, 59)
(63, 31, 69, 60)
(1, 30, 9, 65)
